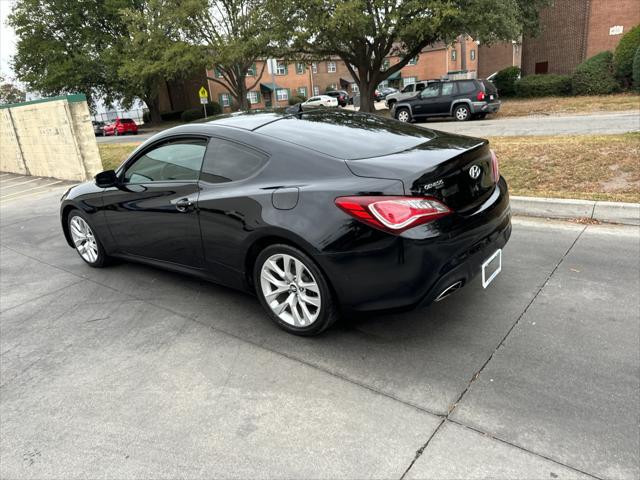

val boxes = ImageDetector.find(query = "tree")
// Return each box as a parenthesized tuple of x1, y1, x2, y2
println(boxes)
(118, 0, 208, 122)
(7, 0, 131, 110)
(7, 0, 201, 120)
(176, 0, 276, 111)
(278, 0, 549, 112)
(0, 75, 26, 104)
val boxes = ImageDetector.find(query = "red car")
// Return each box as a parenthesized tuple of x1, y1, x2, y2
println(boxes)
(103, 118, 138, 136)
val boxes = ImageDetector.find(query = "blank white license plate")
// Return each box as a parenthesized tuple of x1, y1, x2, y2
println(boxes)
(482, 249, 502, 288)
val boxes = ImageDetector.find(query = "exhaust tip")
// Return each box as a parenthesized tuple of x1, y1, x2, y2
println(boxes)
(435, 281, 463, 302)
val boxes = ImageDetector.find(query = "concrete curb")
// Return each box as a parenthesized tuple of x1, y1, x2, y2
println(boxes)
(511, 196, 640, 226)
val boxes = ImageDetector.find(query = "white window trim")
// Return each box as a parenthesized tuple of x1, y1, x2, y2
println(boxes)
(311, 63, 318, 73)
(276, 88, 288, 101)
(221, 94, 231, 107)
(313, 86, 320, 96)
(402, 77, 416, 87)
(327, 61, 336, 73)
(276, 63, 287, 75)
(247, 91, 259, 104)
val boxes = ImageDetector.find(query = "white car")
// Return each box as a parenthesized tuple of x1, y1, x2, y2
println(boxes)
(302, 95, 339, 109)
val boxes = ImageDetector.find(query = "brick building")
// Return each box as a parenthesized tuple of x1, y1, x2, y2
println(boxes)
(477, 41, 521, 78)
(521, 0, 640, 75)
(205, 37, 478, 111)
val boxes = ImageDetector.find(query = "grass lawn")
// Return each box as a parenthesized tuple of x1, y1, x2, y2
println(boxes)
(489, 133, 640, 202)
(99, 132, 640, 203)
(496, 93, 640, 118)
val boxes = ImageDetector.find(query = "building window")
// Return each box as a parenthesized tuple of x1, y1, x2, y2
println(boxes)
(313, 86, 320, 96)
(470, 49, 476, 61)
(408, 56, 418, 65)
(219, 93, 231, 107)
(297, 87, 307, 98)
(276, 88, 289, 101)
(215, 67, 224, 78)
(276, 62, 287, 75)
(246, 63, 256, 76)
(311, 63, 318, 73)
(327, 61, 336, 73)
(295, 63, 305, 74)
(381, 59, 390, 71)
(247, 91, 259, 104)
(351, 83, 359, 93)
(402, 77, 416, 87)
(451, 50, 456, 61)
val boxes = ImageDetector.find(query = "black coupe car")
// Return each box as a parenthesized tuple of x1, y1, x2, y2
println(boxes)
(60, 110, 511, 336)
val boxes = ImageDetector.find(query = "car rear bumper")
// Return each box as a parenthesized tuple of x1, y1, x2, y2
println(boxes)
(316, 178, 511, 312)
(472, 101, 501, 114)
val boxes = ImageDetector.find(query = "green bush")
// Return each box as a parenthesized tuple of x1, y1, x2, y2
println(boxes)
(180, 102, 222, 122)
(514, 74, 572, 97)
(633, 46, 640, 91)
(492, 66, 520, 97)
(160, 110, 184, 121)
(614, 25, 640, 86)
(288, 95, 305, 105)
(571, 51, 619, 95)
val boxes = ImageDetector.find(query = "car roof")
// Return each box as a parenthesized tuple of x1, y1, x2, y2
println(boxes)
(156, 110, 443, 160)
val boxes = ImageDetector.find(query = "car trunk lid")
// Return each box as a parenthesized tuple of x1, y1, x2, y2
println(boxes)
(345, 131, 495, 212)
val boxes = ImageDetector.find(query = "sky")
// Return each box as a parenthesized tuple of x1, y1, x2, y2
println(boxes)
(0, 0, 16, 79)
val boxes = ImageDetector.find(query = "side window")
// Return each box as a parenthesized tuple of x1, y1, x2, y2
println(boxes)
(124, 138, 206, 183)
(420, 83, 440, 98)
(401, 84, 413, 93)
(458, 81, 476, 94)
(201, 138, 268, 184)
(416, 82, 426, 91)
(441, 83, 456, 95)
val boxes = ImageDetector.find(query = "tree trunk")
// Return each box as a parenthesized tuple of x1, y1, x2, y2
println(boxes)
(357, 77, 378, 113)
(237, 81, 249, 111)
(145, 95, 162, 123)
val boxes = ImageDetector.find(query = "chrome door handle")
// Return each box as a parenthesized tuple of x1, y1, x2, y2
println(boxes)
(175, 198, 193, 212)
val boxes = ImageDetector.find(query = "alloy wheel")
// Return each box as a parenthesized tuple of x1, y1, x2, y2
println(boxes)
(260, 253, 321, 327)
(455, 106, 469, 121)
(69, 216, 99, 263)
(397, 110, 410, 122)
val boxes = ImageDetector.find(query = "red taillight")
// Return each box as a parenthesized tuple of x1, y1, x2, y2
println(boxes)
(476, 91, 485, 101)
(490, 149, 499, 183)
(335, 196, 452, 233)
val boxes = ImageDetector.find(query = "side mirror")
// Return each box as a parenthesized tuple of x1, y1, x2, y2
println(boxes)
(95, 170, 118, 188)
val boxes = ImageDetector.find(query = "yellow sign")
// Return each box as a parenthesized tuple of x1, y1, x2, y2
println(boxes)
(198, 87, 208, 98)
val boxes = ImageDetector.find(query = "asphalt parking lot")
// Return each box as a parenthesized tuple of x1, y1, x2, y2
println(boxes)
(1, 181, 639, 479)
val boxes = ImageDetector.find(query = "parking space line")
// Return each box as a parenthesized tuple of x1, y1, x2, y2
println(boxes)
(0, 176, 26, 184)
(0, 181, 63, 200)
(0, 173, 11, 178)
(0, 178, 43, 189)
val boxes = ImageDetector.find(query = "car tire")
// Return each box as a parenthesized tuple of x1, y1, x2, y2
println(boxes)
(395, 107, 411, 123)
(67, 210, 110, 268)
(453, 104, 470, 121)
(477, 113, 487, 119)
(254, 244, 339, 336)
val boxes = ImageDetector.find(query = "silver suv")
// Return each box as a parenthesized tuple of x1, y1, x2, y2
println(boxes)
(385, 81, 429, 108)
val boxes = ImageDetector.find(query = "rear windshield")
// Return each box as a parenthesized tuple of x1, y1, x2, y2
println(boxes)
(481, 80, 497, 94)
(256, 111, 436, 160)
(120, 118, 135, 124)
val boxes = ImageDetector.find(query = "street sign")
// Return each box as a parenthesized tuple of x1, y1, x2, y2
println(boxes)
(199, 86, 209, 118)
